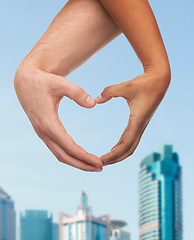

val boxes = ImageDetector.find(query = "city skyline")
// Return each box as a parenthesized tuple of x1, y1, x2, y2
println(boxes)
(1, 0, 194, 239)
(59, 191, 130, 240)
(0, 187, 130, 240)
(0, 144, 183, 240)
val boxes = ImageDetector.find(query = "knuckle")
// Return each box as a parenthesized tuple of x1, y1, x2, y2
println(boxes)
(57, 157, 64, 164)
(56, 154, 67, 164)
(128, 148, 135, 156)
(66, 141, 77, 154)
(14, 64, 28, 92)
(34, 128, 44, 139)
(35, 120, 51, 137)
(102, 86, 112, 97)
(73, 86, 84, 99)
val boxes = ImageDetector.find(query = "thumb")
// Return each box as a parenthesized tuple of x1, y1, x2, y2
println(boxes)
(56, 77, 96, 108)
(95, 83, 125, 104)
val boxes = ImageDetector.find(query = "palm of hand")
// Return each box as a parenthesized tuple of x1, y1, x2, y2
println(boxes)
(14, 67, 103, 172)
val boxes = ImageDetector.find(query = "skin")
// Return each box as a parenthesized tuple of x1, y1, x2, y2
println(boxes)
(14, 0, 171, 171)
(95, 0, 171, 166)
(14, 0, 121, 172)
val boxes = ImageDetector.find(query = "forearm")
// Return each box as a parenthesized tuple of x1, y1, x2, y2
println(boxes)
(98, 0, 171, 81)
(21, 0, 121, 77)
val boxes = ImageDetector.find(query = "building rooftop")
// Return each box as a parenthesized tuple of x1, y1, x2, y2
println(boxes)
(110, 220, 127, 229)
(141, 144, 179, 168)
(0, 186, 11, 199)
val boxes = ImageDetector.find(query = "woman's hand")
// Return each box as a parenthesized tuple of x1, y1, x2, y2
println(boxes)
(96, 0, 171, 165)
(95, 72, 170, 166)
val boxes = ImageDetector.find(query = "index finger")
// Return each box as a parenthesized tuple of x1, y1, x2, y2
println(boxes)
(39, 114, 102, 169)
(101, 114, 152, 165)
(100, 113, 147, 163)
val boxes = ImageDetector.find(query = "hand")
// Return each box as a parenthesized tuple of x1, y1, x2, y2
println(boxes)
(14, 65, 103, 172)
(95, 73, 170, 166)
(14, 0, 121, 172)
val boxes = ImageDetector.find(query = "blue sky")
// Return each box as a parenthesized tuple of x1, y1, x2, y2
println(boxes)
(0, 0, 194, 239)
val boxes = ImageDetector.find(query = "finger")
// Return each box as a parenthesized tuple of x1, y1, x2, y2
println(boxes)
(103, 131, 142, 166)
(95, 82, 127, 104)
(50, 74, 96, 108)
(67, 83, 96, 108)
(100, 114, 139, 162)
(111, 127, 127, 151)
(37, 114, 102, 169)
(43, 135, 102, 172)
(102, 115, 151, 166)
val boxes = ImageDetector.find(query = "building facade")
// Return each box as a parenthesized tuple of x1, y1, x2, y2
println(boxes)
(139, 145, 183, 240)
(60, 191, 130, 240)
(0, 187, 16, 240)
(20, 210, 53, 240)
(59, 191, 110, 240)
(110, 220, 130, 240)
(52, 223, 59, 240)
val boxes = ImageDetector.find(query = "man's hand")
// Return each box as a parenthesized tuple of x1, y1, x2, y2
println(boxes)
(14, 0, 121, 171)
(95, 72, 170, 166)
(14, 65, 103, 172)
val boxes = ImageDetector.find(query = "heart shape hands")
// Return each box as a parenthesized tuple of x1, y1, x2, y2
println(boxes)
(14, 65, 170, 172)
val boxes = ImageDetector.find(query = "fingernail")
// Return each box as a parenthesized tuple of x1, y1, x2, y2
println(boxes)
(95, 168, 103, 172)
(103, 163, 108, 166)
(95, 95, 103, 102)
(86, 95, 95, 105)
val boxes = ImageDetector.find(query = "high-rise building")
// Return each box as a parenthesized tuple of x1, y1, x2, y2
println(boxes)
(59, 191, 110, 240)
(59, 191, 130, 240)
(139, 145, 183, 240)
(52, 223, 59, 240)
(0, 187, 16, 240)
(20, 210, 53, 240)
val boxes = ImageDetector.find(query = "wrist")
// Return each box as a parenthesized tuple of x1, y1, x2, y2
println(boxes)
(143, 63, 171, 88)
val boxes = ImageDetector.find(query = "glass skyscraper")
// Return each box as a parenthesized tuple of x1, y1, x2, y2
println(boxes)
(60, 191, 109, 240)
(0, 187, 16, 240)
(139, 145, 183, 240)
(59, 191, 130, 240)
(20, 210, 53, 240)
(59, 191, 110, 240)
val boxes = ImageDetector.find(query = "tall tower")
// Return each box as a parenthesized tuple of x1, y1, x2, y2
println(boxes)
(20, 210, 53, 240)
(139, 145, 183, 240)
(0, 187, 16, 240)
(59, 191, 110, 240)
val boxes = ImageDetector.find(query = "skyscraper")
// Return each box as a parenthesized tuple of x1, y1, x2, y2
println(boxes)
(0, 187, 16, 240)
(20, 210, 53, 240)
(139, 145, 183, 240)
(59, 191, 110, 240)
(59, 191, 130, 240)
